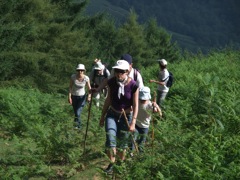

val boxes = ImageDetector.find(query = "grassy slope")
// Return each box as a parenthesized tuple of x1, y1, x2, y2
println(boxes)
(1, 50, 240, 179)
(71, 49, 240, 178)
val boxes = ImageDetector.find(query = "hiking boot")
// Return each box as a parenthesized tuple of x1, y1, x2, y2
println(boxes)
(104, 163, 113, 174)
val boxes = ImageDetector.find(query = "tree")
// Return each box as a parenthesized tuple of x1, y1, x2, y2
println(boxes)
(115, 9, 146, 67)
(144, 18, 180, 65)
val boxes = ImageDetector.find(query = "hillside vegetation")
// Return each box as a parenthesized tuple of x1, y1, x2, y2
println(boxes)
(0, 1, 239, 179)
(0, 0, 179, 94)
(86, 0, 240, 53)
(1, 50, 240, 179)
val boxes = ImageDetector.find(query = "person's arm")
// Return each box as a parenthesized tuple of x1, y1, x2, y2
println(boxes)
(149, 79, 165, 85)
(129, 87, 139, 132)
(68, 78, 73, 104)
(152, 102, 162, 117)
(99, 85, 111, 127)
(150, 70, 169, 85)
(86, 78, 92, 102)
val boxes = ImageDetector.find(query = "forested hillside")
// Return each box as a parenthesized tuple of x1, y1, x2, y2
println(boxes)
(0, 0, 179, 93)
(0, 0, 240, 179)
(86, 0, 240, 53)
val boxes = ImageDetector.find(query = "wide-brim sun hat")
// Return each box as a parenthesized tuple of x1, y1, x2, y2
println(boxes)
(112, 60, 129, 70)
(157, 59, 167, 66)
(139, 86, 151, 100)
(76, 64, 86, 70)
(94, 61, 104, 70)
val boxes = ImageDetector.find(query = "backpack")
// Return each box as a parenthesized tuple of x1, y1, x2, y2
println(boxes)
(92, 67, 108, 87)
(166, 71, 174, 87)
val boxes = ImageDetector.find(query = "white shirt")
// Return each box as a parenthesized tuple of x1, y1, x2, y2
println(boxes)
(128, 68, 144, 89)
(136, 101, 153, 128)
(70, 74, 89, 96)
(157, 69, 169, 92)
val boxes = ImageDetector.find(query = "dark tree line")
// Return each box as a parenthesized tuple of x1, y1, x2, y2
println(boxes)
(0, 0, 180, 93)
(97, 0, 240, 52)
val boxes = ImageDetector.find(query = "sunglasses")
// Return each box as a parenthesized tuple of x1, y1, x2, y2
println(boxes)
(114, 69, 127, 74)
(76, 69, 84, 72)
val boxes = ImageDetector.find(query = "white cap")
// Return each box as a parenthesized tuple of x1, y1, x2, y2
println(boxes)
(112, 60, 129, 70)
(139, 86, 151, 100)
(94, 62, 104, 70)
(157, 59, 167, 66)
(76, 64, 85, 70)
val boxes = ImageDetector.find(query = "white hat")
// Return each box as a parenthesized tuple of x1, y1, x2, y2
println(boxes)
(94, 62, 104, 70)
(139, 86, 151, 100)
(112, 60, 129, 70)
(157, 59, 167, 66)
(76, 64, 85, 70)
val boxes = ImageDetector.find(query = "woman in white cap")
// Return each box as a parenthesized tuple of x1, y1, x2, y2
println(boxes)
(99, 60, 139, 174)
(133, 86, 161, 153)
(68, 64, 91, 130)
(149, 59, 170, 108)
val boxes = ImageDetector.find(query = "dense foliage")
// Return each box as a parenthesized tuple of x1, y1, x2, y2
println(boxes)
(0, 50, 239, 179)
(0, 0, 179, 94)
(0, 0, 239, 179)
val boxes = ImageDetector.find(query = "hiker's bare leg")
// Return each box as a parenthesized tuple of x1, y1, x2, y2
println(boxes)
(117, 149, 126, 161)
(107, 147, 116, 163)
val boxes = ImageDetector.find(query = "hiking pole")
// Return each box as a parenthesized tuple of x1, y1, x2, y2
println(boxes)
(83, 91, 93, 154)
(121, 109, 139, 153)
(151, 91, 157, 147)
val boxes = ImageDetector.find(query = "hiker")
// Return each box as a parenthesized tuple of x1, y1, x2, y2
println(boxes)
(120, 54, 144, 89)
(132, 86, 161, 153)
(68, 64, 91, 130)
(99, 60, 139, 174)
(89, 60, 110, 107)
(149, 59, 170, 108)
(93, 54, 144, 94)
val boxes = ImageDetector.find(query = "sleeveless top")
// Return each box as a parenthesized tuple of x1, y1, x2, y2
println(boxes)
(108, 77, 138, 111)
(70, 74, 89, 96)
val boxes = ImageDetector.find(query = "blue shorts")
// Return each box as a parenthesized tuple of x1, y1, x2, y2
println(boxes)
(105, 108, 132, 149)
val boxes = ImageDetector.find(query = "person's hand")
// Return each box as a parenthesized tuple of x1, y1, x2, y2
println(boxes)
(153, 107, 158, 112)
(152, 102, 158, 112)
(87, 96, 91, 103)
(68, 97, 72, 104)
(129, 122, 135, 132)
(149, 80, 155, 83)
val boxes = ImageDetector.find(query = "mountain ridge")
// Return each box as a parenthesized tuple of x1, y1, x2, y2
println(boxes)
(85, 0, 240, 53)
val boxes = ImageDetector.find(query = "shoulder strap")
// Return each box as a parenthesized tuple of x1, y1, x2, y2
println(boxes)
(134, 69, 138, 81)
(103, 68, 108, 78)
(162, 71, 171, 81)
(92, 70, 96, 82)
